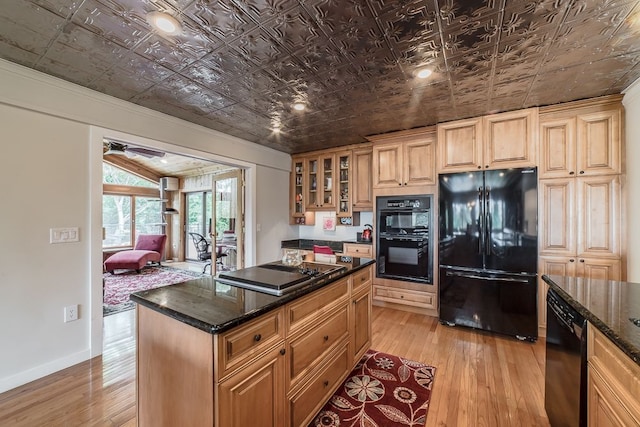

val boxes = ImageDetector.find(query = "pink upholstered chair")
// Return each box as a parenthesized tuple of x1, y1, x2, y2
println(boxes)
(104, 234, 167, 274)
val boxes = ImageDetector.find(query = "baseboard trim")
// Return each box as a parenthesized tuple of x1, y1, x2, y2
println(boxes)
(0, 349, 90, 394)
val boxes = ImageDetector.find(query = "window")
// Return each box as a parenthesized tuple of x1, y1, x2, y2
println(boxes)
(103, 163, 162, 248)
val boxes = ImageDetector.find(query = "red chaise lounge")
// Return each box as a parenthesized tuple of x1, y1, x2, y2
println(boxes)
(104, 234, 167, 274)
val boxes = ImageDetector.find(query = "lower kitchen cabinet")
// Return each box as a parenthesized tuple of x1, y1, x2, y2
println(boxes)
(136, 264, 374, 427)
(587, 324, 640, 426)
(538, 256, 621, 333)
(342, 242, 372, 258)
(217, 345, 286, 427)
(373, 285, 436, 311)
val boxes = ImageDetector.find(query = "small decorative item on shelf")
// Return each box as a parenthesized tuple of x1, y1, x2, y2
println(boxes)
(340, 217, 352, 225)
(282, 249, 302, 266)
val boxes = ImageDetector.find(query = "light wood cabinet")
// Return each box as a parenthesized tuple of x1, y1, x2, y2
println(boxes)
(217, 345, 286, 427)
(285, 266, 373, 427)
(351, 148, 373, 211)
(342, 242, 372, 258)
(306, 153, 336, 210)
(539, 101, 622, 179)
(372, 285, 436, 310)
(136, 265, 373, 427)
(290, 155, 314, 225)
(437, 108, 537, 172)
(587, 324, 640, 426)
(537, 97, 624, 332)
(538, 256, 621, 330)
(539, 176, 621, 259)
(437, 117, 482, 172)
(369, 128, 436, 188)
(350, 267, 372, 364)
(538, 176, 622, 331)
(290, 146, 371, 224)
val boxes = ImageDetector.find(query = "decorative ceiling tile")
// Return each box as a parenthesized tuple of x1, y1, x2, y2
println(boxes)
(0, 0, 638, 154)
(0, 0, 67, 60)
(186, 0, 258, 42)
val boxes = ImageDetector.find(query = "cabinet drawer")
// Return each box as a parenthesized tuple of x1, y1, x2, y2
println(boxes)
(289, 344, 350, 427)
(216, 308, 285, 379)
(287, 278, 348, 333)
(351, 266, 372, 294)
(289, 306, 348, 383)
(342, 243, 372, 258)
(588, 325, 640, 403)
(373, 285, 436, 309)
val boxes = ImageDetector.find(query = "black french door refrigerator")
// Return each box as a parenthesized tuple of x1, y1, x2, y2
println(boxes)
(438, 167, 538, 341)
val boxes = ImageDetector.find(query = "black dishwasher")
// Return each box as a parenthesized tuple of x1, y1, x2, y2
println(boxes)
(544, 288, 587, 427)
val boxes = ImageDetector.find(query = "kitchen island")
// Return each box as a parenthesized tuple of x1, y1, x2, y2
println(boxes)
(542, 275, 640, 425)
(131, 258, 374, 427)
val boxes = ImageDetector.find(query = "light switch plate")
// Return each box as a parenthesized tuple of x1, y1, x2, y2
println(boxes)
(50, 227, 80, 244)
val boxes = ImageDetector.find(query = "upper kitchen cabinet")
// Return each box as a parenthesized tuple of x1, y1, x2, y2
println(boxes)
(290, 155, 314, 225)
(306, 153, 336, 211)
(369, 128, 436, 189)
(539, 96, 622, 179)
(351, 148, 373, 211)
(437, 108, 537, 172)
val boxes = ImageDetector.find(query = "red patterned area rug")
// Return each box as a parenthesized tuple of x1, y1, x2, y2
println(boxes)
(310, 349, 436, 427)
(103, 266, 203, 316)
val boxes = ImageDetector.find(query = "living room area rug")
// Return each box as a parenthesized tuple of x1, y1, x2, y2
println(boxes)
(310, 349, 436, 427)
(103, 266, 204, 316)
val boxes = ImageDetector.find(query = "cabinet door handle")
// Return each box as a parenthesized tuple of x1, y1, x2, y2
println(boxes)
(569, 259, 575, 262)
(323, 335, 329, 341)
(280, 348, 286, 356)
(254, 334, 262, 342)
(569, 171, 575, 175)
(579, 170, 585, 174)
(323, 380, 329, 387)
(580, 259, 585, 263)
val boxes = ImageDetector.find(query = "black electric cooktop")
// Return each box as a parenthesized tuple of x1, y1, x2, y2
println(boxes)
(217, 261, 346, 296)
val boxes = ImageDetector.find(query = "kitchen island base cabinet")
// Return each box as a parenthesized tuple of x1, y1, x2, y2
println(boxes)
(137, 306, 214, 427)
(587, 324, 640, 426)
(135, 263, 374, 427)
(217, 345, 286, 427)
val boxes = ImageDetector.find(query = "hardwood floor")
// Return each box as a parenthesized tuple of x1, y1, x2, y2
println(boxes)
(0, 306, 550, 426)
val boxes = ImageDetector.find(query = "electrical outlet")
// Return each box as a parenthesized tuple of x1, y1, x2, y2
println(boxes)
(64, 305, 79, 322)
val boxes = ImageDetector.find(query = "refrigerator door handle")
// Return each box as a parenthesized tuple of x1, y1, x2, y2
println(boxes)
(485, 188, 491, 256)
(477, 187, 484, 255)
(445, 270, 531, 284)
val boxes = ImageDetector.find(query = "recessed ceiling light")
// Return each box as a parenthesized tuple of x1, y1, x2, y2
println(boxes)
(416, 68, 433, 79)
(147, 12, 182, 35)
(292, 103, 306, 111)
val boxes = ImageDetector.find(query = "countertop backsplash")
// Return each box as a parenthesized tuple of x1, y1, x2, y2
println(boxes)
(298, 211, 373, 241)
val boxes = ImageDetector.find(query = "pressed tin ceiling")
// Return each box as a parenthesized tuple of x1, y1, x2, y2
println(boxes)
(1, 0, 639, 154)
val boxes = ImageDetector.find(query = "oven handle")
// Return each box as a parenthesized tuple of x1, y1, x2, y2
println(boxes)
(446, 271, 530, 284)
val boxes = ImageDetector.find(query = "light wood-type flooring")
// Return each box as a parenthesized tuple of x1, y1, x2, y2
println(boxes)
(0, 306, 550, 426)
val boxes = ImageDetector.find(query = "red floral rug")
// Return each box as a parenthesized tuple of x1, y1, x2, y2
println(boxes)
(103, 266, 203, 316)
(310, 349, 436, 427)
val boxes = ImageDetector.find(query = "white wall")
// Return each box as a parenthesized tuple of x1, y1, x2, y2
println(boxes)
(0, 104, 92, 389)
(254, 165, 299, 264)
(298, 212, 374, 242)
(0, 59, 292, 393)
(623, 78, 640, 282)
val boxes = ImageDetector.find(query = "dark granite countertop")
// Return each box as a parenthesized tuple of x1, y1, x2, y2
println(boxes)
(130, 258, 375, 335)
(542, 275, 640, 366)
(281, 239, 372, 253)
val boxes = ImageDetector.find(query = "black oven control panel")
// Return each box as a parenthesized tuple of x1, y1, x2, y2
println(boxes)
(384, 198, 430, 209)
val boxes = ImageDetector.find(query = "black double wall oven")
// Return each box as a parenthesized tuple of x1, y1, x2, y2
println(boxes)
(376, 195, 433, 284)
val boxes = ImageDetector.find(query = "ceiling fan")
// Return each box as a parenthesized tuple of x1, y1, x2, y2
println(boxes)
(103, 140, 165, 159)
